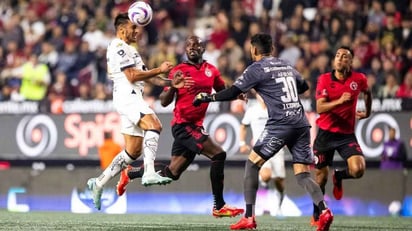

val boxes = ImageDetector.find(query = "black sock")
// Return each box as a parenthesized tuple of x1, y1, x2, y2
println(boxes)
(335, 169, 354, 180)
(313, 184, 325, 220)
(313, 203, 320, 220)
(318, 201, 327, 211)
(245, 204, 253, 217)
(128, 166, 143, 179)
(127, 162, 167, 180)
(211, 152, 226, 210)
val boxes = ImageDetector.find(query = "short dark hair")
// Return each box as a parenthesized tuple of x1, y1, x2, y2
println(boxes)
(250, 33, 273, 55)
(114, 13, 130, 31)
(339, 46, 354, 57)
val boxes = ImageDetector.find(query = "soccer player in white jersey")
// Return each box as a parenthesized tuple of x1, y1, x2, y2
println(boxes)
(239, 92, 286, 215)
(87, 13, 192, 210)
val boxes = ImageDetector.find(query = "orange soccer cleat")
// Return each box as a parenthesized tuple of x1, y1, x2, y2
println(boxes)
(116, 165, 132, 196)
(332, 170, 343, 200)
(230, 216, 256, 230)
(213, 204, 244, 218)
(310, 216, 319, 227)
(317, 208, 334, 231)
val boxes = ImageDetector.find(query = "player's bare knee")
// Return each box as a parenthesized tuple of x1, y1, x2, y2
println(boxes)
(315, 169, 328, 186)
(351, 168, 364, 178)
(259, 168, 271, 182)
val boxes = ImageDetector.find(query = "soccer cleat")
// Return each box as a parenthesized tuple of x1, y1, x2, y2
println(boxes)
(310, 216, 319, 227)
(87, 178, 103, 210)
(230, 216, 256, 230)
(332, 170, 343, 200)
(141, 171, 172, 186)
(317, 208, 333, 231)
(213, 204, 244, 218)
(117, 165, 132, 196)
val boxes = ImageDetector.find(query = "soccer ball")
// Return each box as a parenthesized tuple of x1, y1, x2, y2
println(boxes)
(128, 1, 153, 27)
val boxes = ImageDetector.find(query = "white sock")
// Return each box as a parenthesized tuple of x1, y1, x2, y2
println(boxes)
(143, 130, 159, 174)
(96, 150, 134, 188)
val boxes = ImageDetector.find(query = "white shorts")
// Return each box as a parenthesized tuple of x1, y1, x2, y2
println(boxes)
(261, 148, 286, 179)
(113, 93, 154, 137)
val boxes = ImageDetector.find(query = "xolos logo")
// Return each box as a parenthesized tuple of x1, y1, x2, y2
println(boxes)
(16, 115, 58, 157)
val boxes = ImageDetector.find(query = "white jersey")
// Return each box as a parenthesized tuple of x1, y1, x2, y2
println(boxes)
(106, 38, 145, 99)
(242, 101, 285, 179)
(241, 103, 268, 144)
(106, 38, 154, 137)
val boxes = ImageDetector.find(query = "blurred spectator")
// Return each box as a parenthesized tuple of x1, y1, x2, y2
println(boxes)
(82, 19, 105, 52)
(38, 41, 59, 76)
(380, 13, 403, 46)
(47, 25, 65, 52)
(64, 23, 82, 48)
(222, 37, 243, 71)
(396, 70, 412, 98)
(47, 71, 70, 114)
(279, 33, 301, 66)
(325, 17, 344, 50)
(19, 53, 51, 101)
(76, 82, 92, 101)
(368, 0, 385, 26)
(1, 13, 25, 50)
(98, 132, 122, 170)
(55, 41, 78, 91)
(209, 11, 229, 49)
(369, 56, 385, 85)
(367, 72, 380, 97)
(20, 9, 46, 47)
(380, 126, 407, 170)
(377, 71, 399, 99)
(202, 41, 221, 67)
(93, 82, 109, 101)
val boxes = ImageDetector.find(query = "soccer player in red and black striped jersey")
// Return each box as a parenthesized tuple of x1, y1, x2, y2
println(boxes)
(311, 46, 372, 226)
(116, 35, 244, 218)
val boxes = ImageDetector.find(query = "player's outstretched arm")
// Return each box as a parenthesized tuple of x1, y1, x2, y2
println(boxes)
(123, 61, 174, 83)
(192, 85, 243, 106)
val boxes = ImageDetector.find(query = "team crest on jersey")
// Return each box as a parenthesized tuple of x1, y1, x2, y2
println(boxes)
(205, 68, 212, 77)
(350, 81, 358, 90)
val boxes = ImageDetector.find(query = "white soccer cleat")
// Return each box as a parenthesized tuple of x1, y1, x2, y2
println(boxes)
(87, 178, 103, 210)
(141, 171, 172, 186)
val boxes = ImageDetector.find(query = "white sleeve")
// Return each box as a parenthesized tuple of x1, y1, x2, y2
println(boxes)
(113, 43, 135, 71)
(241, 106, 254, 125)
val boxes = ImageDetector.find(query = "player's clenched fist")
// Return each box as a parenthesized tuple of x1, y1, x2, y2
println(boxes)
(192, 93, 215, 106)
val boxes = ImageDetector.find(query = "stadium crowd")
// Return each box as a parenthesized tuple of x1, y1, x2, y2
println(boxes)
(0, 0, 412, 113)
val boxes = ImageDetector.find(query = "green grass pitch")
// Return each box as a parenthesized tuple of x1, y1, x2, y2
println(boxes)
(1, 210, 411, 230)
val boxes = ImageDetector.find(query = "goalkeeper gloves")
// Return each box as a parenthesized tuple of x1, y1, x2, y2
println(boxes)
(193, 93, 215, 106)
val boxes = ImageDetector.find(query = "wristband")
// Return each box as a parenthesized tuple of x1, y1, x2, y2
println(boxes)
(239, 141, 246, 146)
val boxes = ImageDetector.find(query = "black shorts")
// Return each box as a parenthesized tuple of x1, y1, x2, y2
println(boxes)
(254, 125, 313, 165)
(313, 128, 364, 169)
(171, 123, 209, 159)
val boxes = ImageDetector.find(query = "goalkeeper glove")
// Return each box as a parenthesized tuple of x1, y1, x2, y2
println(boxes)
(193, 93, 215, 106)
